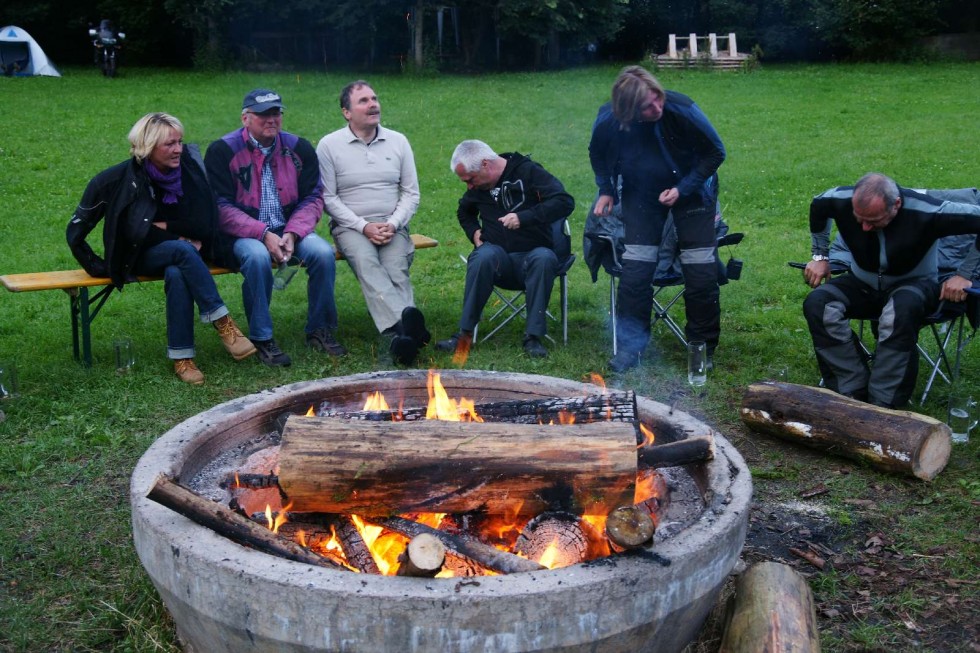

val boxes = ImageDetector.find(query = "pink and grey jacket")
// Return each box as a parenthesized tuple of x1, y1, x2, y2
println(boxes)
(204, 127, 324, 241)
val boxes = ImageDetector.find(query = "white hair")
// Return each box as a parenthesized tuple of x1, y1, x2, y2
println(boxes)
(450, 139, 499, 173)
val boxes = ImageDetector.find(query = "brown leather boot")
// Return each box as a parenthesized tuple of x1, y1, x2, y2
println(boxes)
(213, 315, 257, 360)
(174, 358, 205, 385)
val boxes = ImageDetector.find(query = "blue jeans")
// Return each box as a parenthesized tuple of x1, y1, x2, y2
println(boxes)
(232, 231, 338, 342)
(135, 240, 229, 360)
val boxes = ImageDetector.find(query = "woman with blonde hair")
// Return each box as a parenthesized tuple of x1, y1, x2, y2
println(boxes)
(67, 112, 255, 384)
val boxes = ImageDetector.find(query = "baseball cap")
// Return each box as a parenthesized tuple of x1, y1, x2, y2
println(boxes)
(242, 89, 285, 113)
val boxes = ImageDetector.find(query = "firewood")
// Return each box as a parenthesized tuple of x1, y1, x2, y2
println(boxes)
(372, 515, 546, 575)
(719, 561, 821, 653)
(146, 475, 343, 570)
(637, 434, 715, 469)
(605, 505, 656, 550)
(278, 418, 637, 516)
(396, 533, 446, 577)
(514, 512, 592, 567)
(318, 391, 639, 426)
(740, 381, 951, 481)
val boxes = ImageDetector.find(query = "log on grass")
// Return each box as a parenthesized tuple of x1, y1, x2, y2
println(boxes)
(396, 533, 446, 577)
(375, 515, 545, 575)
(278, 417, 637, 516)
(740, 381, 951, 481)
(318, 391, 639, 426)
(719, 561, 821, 653)
(146, 475, 343, 570)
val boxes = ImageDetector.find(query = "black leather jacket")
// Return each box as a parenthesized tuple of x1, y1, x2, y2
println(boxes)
(66, 145, 218, 289)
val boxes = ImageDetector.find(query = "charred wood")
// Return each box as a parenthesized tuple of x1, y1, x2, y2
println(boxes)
(637, 435, 715, 469)
(605, 505, 656, 550)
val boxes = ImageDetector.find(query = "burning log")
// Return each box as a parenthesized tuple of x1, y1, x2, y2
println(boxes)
(514, 512, 594, 567)
(637, 435, 715, 469)
(374, 515, 546, 575)
(719, 561, 821, 653)
(740, 381, 951, 481)
(396, 533, 446, 577)
(278, 418, 637, 516)
(318, 391, 639, 426)
(146, 475, 343, 570)
(605, 505, 656, 550)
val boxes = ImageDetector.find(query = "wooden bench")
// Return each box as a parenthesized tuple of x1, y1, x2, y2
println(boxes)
(1, 233, 438, 367)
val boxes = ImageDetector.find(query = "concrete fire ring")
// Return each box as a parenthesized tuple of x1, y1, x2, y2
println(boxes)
(131, 370, 752, 653)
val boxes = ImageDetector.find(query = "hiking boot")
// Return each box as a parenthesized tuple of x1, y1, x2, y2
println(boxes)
(522, 335, 548, 358)
(390, 334, 419, 366)
(213, 315, 256, 361)
(174, 358, 205, 385)
(251, 338, 292, 367)
(306, 328, 347, 357)
(400, 306, 431, 347)
(608, 350, 641, 374)
(436, 331, 472, 354)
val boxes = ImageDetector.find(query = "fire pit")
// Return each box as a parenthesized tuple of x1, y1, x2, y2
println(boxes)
(131, 370, 751, 653)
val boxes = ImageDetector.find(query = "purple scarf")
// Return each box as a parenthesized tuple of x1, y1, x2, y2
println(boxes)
(145, 162, 183, 205)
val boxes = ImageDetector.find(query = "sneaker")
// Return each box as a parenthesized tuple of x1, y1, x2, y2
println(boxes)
(251, 338, 292, 367)
(608, 350, 641, 373)
(174, 358, 205, 385)
(400, 306, 431, 347)
(436, 331, 472, 353)
(390, 334, 419, 366)
(522, 335, 548, 358)
(306, 328, 347, 357)
(213, 315, 257, 361)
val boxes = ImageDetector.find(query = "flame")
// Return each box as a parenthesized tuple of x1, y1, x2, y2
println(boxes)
(426, 371, 484, 422)
(305, 405, 315, 417)
(363, 391, 390, 411)
(634, 472, 661, 505)
(537, 538, 561, 569)
(452, 336, 472, 366)
(266, 502, 292, 533)
(588, 373, 606, 392)
(233, 472, 241, 489)
(637, 422, 656, 448)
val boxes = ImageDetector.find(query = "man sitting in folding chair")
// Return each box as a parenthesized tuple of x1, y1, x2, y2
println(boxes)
(436, 139, 575, 358)
(802, 173, 980, 409)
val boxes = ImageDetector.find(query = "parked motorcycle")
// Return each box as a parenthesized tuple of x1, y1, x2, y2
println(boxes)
(88, 20, 125, 77)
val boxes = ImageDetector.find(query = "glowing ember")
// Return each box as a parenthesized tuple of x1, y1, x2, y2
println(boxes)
(537, 538, 561, 569)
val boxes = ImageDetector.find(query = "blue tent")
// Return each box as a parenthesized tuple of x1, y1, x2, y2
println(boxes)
(0, 25, 60, 77)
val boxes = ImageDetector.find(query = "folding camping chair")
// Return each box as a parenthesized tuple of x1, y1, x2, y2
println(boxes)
(469, 219, 575, 345)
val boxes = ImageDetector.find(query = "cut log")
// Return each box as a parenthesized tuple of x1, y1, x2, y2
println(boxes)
(317, 391, 639, 427)
(373, 515, 546, 574)
(514, 512, 593, 567)
(719, 561, 821, 653)
(740, 381, 951, 481)
(605, 505, 656, 550)
(146, 475, 343, 570)
(278, 418, 637, 516)
(397, 533, 446, 577)
(637, 435, 715, 469)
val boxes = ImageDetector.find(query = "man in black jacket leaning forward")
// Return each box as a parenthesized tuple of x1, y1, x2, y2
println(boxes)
(436, 139, 575, 358)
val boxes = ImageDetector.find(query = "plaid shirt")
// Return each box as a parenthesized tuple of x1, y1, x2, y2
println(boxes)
(252, 137, 286, 232)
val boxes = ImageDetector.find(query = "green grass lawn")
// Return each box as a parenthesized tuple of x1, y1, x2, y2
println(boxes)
(1, 62, 978, 652)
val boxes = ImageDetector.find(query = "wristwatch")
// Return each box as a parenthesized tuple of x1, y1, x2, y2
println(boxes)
(811, 254, 830, 262)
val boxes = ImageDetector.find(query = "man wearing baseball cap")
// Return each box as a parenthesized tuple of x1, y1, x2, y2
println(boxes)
(205, 89, 346, 366)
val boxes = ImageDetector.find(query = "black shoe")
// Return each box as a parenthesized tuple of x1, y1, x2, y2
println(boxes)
(522, 335, 548, 358)
(436, 331, 472, 353)
(250, 338, 292, 367)
(608, 350, 640, 373)
(306, 327, 347, 357)
(401, 306, 431, 347)
(390, 334, 419, 366)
